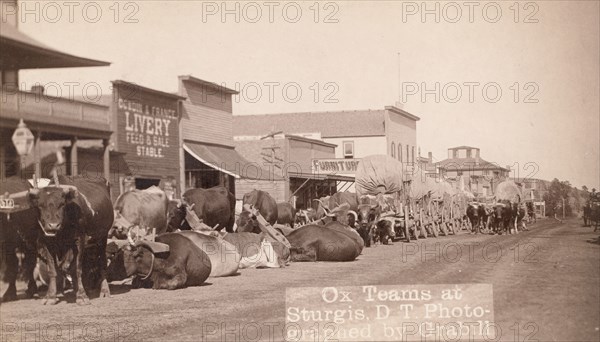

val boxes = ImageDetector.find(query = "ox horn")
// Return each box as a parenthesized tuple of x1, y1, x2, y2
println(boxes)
(127, 230, 135, 246)
(347, 210, 358, 221)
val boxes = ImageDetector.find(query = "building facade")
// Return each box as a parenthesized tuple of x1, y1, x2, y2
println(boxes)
(178, 75, 275, 200)
(234, 134, 346, 206)
(233, 105, 420, 193)
(436, 146, 510, 197)
(0, 1, 112, 184)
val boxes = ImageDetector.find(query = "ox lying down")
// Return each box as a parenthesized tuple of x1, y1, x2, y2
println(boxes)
(116, 233, 212, 290)
(286, 224, 362, 262)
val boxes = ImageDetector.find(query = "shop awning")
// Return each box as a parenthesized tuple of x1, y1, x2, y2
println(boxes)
(0, 22, 110, 69)
(289, 171, 355, 182)
(184, 142, 280, 180)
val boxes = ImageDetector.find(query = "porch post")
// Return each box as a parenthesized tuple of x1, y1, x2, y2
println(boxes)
(70, 137, 78, 176)
(103, 138, 110, 181)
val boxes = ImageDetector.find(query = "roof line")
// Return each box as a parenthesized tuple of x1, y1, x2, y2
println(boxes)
(179, 75, 239, 94)
(233, 109, 385, 117)
(384, 106, 421, 121)
(112, 80, 186, 100)
(285, 134, 337, 147)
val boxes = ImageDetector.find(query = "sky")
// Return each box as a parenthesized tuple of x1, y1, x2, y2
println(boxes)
(10, 0, 600, 189)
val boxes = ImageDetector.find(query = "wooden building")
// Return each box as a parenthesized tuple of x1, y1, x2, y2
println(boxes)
(178, 75, 276, 199)
(233, 105, 420, 194)
(109, 80, 185, 197)
(0, 4, 111, 183)
(234, 134, 351, 207)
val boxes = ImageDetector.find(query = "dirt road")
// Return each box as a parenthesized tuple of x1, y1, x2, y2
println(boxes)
(1, 218, 599, 341)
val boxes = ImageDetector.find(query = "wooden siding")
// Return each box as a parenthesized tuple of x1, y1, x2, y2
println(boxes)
(235, 179, 287, 202)
(180, 80, 234, 147)
(181, 102, 233, 147)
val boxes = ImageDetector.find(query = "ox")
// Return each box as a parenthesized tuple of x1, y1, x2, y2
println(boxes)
(27, 176, 113, 305)
(122, 233, 211, 290)
(491, 201, 514, 235)
(466, 203, 486, 234)
(0, 177, 39, 302)
(169, 186, 236, 232)
(241, 190, 278, 228)
(111, 186, 169, 239)
(276, 202, 296, 228)
(286, 225, 361, 262)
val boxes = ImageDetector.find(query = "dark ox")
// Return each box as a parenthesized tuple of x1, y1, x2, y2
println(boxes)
(121, 233, 211, 290)
(112, 186, 169, 238)
(466, 203, 486, 234)
(0, 177, 39, 302)
(492, 201, 514, 235)
(169, 186, 236, 232)
(286, 225, 361, 262)
(356, 196, 381, 247)
(276, 202, 296, 228)
(242, 190, 278, 226)
(28, 176, 113, 305)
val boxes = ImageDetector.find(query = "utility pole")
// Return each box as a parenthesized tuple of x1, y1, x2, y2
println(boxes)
(260, 126, 283, 180)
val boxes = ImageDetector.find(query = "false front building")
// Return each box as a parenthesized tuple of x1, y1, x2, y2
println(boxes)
(233, 105, 420, 205)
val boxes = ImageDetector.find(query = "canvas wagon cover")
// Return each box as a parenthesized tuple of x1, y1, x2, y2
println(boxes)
(495, 180, 523, 202)
(355, 155, 405, 196)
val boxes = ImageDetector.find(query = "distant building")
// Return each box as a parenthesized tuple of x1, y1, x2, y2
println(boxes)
(233, 106, 420, 193)
(436, 146, 510, 197)
(512, 177, 549, 216)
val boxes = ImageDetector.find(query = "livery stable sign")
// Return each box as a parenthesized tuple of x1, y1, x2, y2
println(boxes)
(312, 158, 360, 175)
(113, 81, 181, 179)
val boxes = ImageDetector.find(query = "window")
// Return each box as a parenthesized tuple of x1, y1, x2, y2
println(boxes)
(398, 144, 402, 162)
(343, 141, 354, 158)
(412, 146, 415, 163)
(453, 149, 458, 158)
(406, 145, 410, 163)
(467, 149, 472, 158)
(391, 142, 395, 158)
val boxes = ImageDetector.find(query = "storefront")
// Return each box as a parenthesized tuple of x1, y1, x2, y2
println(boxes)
(178, 75, 274, 198)
(110, 80, 184, 197)
(234, 133, 352, 206)
(0, 13, 111, 183)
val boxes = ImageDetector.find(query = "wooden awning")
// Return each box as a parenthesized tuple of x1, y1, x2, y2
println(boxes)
(0, 22, 110, 69)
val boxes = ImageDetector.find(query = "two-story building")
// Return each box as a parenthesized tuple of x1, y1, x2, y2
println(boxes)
(178, 75, 277, 200)
(0, 2, 112, 183)
(232, 105, 420, 194)
(436, 146, 510, 197)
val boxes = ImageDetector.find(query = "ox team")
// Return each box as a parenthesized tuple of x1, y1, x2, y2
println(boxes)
(1, 159, 534, 305)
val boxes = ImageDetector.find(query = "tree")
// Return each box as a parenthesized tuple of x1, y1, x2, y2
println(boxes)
(544, 178, 575, 217)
